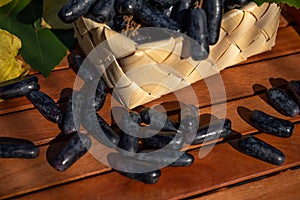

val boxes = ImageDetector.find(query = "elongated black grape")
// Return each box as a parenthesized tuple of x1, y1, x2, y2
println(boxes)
(179, 105, 199, 144)
(62, 92, 84, 134)
(27, 90, 63, 123)
(224, 0, 248, 10)
(266, 87, 299, 117)
(289, 80, 300, 106)
(108, 153, 161, 184)
(94, 79, 107, 111)
(238, 135, 285, 165)
(118, 112, 141, 155)
(187, 8, 209, 60)
(250, 110, 294, 138)
(145, 0, 181, 9)
(83, 112, 120, 147)
(62, 99, 77, 135)
(172, 0, 193, 32)
(0, 76, 39, 99)
(136, 150, 194, 167)
(163, 5, 174, 17)
(83, 78, 108, 111)
(142, 130, 184, 150)
(169, 151, 194, 166)
(0, 137, 39, 159)
(48, 133, 91, 171)
(58, 0, 98, 23)
(191, 118, 232, 145)
(140, 107, 178, 132)
(91, 0, 116, 23)
(115, 0, 143, 15)
(202, 0, 223, 45)
(135, 3, 180, 31)
(70, 54, 96, 82)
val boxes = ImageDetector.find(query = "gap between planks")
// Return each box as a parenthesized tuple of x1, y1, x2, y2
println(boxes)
(192, 168, 300, 200)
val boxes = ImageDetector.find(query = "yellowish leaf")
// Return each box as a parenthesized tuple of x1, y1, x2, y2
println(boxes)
(0, 28, 31, 102)
(0, 0, 11, 7)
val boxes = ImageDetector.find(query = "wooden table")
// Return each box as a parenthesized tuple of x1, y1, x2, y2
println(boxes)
(1, 6, 300, 200)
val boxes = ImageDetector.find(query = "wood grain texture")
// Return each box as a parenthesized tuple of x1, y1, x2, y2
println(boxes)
(194, 168, 300, 200)
(0, 52, 299, 146)
(15, 124, 300, 200)
(0, 93, 299, 199)
(0, 141, 110, 199)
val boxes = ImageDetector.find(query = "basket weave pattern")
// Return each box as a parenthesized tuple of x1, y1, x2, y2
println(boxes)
(74, 2, 281, 109)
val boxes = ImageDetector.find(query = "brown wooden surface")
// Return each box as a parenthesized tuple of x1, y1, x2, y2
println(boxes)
(15, 125, 300, 200)
(194, 168, 300, 200)
(0, 13, 300, 200)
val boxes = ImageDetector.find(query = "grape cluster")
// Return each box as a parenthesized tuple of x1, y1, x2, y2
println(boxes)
(59, 0, 250, 60)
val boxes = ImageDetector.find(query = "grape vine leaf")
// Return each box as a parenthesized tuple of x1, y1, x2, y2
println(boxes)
(0, 0, 68, 77)
(42, 0, 72, 30)
(253, 0, 300, 8)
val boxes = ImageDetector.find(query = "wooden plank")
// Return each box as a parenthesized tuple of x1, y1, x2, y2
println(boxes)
(1, 80, 299, 147)
(194, 168, 300, 200)
(14, 124, 300, 200)
(1, 93, 300, 199)
(0, 69, 77, 115)
(278, 15, 289, 28)
(1, 26, 299, 116)
(1, 55, 300, 145)
(0, 142, 110, 199)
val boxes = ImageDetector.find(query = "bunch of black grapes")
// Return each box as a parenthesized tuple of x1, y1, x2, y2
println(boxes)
(59, 0, 250, 60)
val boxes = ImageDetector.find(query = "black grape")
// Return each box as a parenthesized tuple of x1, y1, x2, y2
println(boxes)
(250, 110, 294, 138)
(27, 90, 63, 123)
(238, 135, 285, 165)
(115, 0, 143, 15)
(203, 0, 223, 45)
(58, 0, 98, 23)
(91, 0, 116, 23)
(187, 8, 209, 60)
(172, 0, 194, 32)
(118, 112, 141, 155)
(48, 133, 91, 171)
(0, 137, 39, 159)
(135, 3, 180, 31)
(0, 76, 39, 100)
(266, 87, 300, 117)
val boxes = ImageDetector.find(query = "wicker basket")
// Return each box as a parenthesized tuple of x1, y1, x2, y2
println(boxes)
(73, 2, 281, 109)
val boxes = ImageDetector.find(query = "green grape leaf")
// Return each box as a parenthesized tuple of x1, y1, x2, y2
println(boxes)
(0, 0, 68, 77)
(42, 0, 72, 29)
(253, 0, 300, 8)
